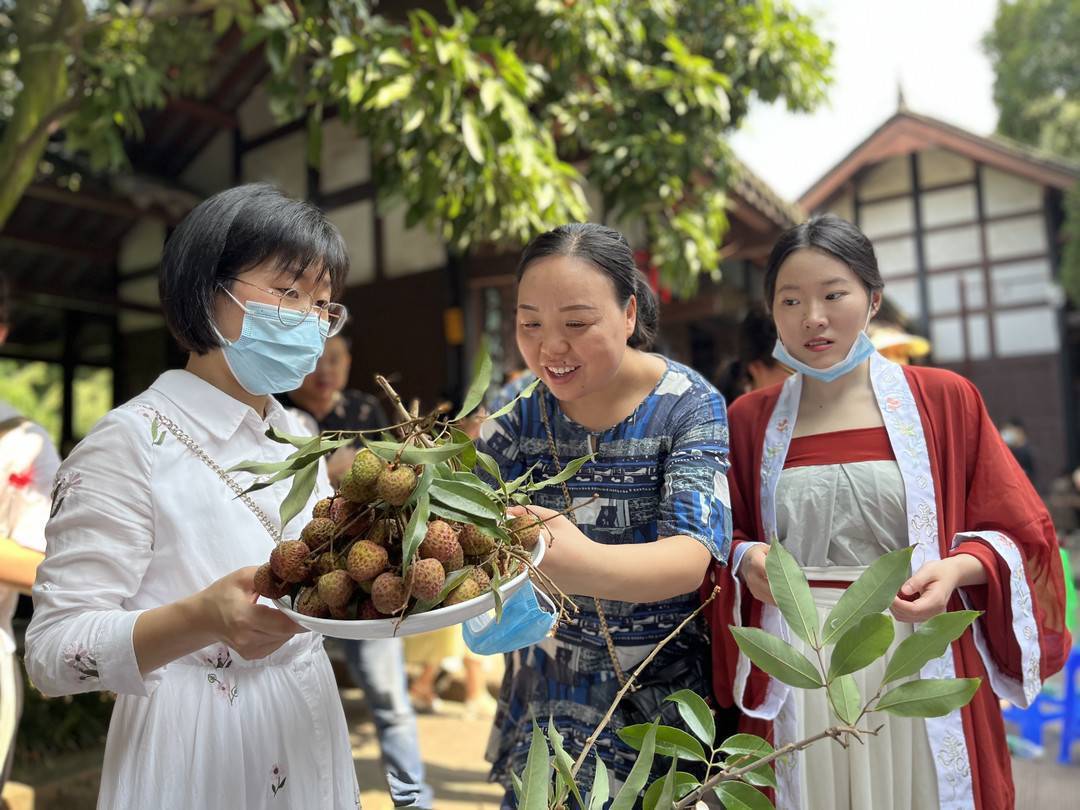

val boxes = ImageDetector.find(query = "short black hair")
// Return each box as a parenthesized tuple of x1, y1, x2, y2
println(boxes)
(159, 183, 349, 354)
(517, 222, 659, 350)
(763, 214, 883, 310)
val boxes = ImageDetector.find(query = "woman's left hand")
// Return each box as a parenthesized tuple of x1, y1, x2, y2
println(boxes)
(889, 554, 986, 623)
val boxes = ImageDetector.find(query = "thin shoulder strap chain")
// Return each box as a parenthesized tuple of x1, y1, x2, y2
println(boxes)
(536, 387, 635, 691)
(152, 410, 282, 543)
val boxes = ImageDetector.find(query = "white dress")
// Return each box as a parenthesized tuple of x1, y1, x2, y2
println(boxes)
(775, 458, 939, 810)
(24, 371, 360, 810)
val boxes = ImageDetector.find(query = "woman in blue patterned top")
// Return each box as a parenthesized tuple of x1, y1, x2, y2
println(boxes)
(478, 223, 734, 806)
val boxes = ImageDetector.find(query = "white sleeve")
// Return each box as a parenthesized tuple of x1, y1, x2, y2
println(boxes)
(25, 408, 159, 698)
(7, 422, 61, 553)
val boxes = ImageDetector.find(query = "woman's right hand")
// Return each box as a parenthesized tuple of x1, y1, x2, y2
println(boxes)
(739, 544, 776, 606)
(193, 567, 307, 660)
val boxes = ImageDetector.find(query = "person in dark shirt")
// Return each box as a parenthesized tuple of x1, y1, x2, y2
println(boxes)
(283, 333, 433, 809)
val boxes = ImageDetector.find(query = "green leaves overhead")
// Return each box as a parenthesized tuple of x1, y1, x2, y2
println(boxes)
(828, 613, 895, 680)
(881, 610, 980, 685)
(617, 723, 708, 764)
(821, 546, 913, 645)
(765, 541, 819, 647)
(249, 1, 831, 295)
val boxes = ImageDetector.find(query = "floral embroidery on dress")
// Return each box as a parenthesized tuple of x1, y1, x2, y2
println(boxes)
(205, 646, 238, 705)
(49, 470, 83, 518)
(63, 642, 99, 680)
(270, 764, 287, 797)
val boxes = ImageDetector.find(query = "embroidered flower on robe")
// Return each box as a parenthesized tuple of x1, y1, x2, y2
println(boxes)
(62, 642, 99, 680)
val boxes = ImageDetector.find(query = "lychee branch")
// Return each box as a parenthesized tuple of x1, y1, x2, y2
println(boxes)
(569, 587, 720, 780)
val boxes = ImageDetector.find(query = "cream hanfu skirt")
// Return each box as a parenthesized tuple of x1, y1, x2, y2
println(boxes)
(783, 565, 940, 810)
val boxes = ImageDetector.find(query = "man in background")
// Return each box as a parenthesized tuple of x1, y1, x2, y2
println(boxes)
(282, 333, 434, 809)
(0, 279, 61, 805)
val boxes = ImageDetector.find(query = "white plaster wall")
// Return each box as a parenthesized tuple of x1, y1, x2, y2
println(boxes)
(966, 314, 991, 360)
(825, 190, 855, 223)
(859, 156, 911, 200)
(930, 316, 964, 362)
(983, 168, 1043, 217)
(874, 236, 918, 277)
(991, 258, 1053, 307)
(923, 225, 980, 268)
(319, 119, 371, 194)
(885, 278, 921, 321)
(237, 84, 278, 140)
(921, 185, 977, 228)
(325, 200, 376, 285)
(927, 269, 985, 314)
(242, 130, 307, 200)
(860, 197, 914, 238)
(994, 306, 1059, 356)
(180, 130, 232, 195)
(986, 215, 1046, 260)
(917, 149, 974, 187)
(118, 218, 165, 274)
(382, 203, 447, 279)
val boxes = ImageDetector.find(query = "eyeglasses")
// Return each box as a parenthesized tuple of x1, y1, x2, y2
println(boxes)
(222, 278, 348, 337)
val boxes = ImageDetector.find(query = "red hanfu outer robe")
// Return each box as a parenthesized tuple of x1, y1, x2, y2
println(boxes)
(704, 360, 1070, 810)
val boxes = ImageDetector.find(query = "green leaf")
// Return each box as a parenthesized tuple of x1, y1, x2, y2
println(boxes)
(462, 110, 485, 163)
(405, 462, 435, 509)
(410, 567, 473, 614)
(402, 106, 425, 133)
(735, 757, 777, 789)
(278, 461, 318, 534)
(400, 494, 430, 574)
(455, 338, 493, 420)
(526, 453, 594, 492)
(586, 755, 609, 810)
(447, 429, 478, 469)
(509, 771, 523, 806)
(643, 757, 679, 810)
(717, 734, 773, 759)
(665, 689, 715, 746)
(330, 35, 356, 58)
(874, 678, 981, 718)
(264, 426, 320, 448)
(882, 610, 980, 685)
(429, 501, 498, 527)
(821, 546, 913, 644)
(827, 674, 862, 725)
(617, 724, 707, 763)
(362, 438, 471, 465)
(428, 479, 503, 520)
(486, 378, 540, 421)
(548, 720, 585, 808)
(643, 770, 700, 810)
(475, 450, 505, 487)
(714, 780, 772, 810)
(610, 722, 657, 810)
(765, 541, 819, 647)
(729, 626, 823, 689)
(520, 722, 550, 810)
(369, 75, 414, 109)
(828, 613, 895, 679)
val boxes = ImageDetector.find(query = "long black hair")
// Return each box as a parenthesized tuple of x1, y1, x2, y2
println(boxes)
(763, 214, 883, 309)
(517, 222, 659, 350)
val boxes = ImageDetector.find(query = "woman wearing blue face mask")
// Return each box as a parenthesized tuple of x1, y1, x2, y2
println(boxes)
(476, 223, 736, 806)
(24, 184, 362, 809)
(706, 215, 1069, 810)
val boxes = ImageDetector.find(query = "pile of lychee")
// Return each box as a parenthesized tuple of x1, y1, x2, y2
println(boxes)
(253, 448, 544, 621)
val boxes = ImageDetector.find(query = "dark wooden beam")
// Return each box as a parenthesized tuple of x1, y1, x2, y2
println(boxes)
(11, 280, 161, 316)
(22, 183, 177, 224)
(165, 97, 238, 130)
(0, 226, 116, 263)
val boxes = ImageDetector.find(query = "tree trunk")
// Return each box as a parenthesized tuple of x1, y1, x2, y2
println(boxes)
(0, 0, 84, 229)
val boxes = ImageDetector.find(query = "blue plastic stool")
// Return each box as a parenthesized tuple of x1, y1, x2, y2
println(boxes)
(1002, 645, 1080, 762)
(1057, 645, 1080, 764)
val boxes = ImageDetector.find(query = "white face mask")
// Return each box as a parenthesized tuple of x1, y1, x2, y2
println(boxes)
(772, 306, 876, 383)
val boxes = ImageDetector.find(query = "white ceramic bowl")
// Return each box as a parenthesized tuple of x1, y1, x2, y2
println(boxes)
(274, 536, 546, 639)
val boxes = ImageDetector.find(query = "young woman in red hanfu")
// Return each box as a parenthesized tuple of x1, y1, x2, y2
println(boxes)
(705, 214, 1070, 810)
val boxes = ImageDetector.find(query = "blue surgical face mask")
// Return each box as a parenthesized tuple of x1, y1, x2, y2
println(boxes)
(772, 307, 876, 383)
(215, 292, 326, 396)
(463, 582, 556, 655)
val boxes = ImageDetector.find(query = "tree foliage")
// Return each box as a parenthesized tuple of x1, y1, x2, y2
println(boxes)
(984, 0, 1080, 305)
(1, 1, 833, 294)
(241, 0, 834, 294)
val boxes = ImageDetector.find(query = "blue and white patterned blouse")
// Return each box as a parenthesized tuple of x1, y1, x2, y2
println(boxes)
(478, 357, 732, 799)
